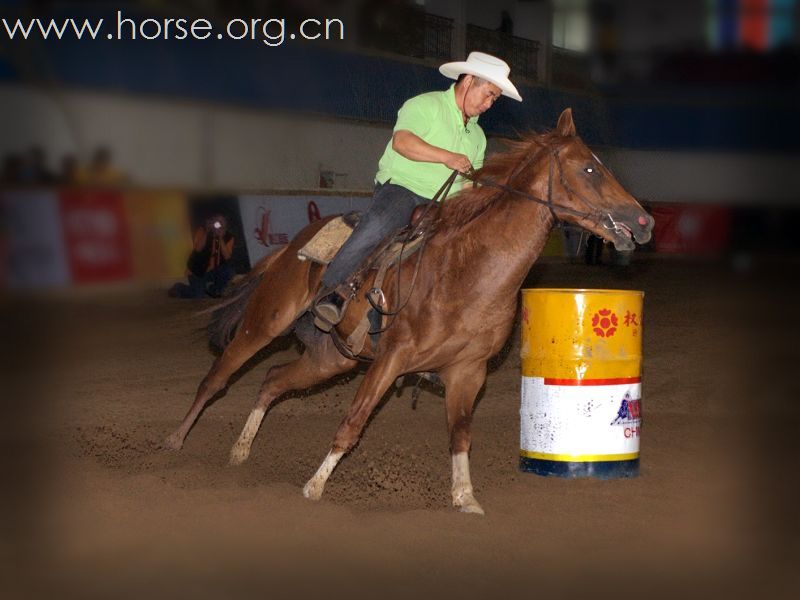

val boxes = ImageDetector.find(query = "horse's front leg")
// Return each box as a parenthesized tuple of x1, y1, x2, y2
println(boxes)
(303, 355, 402, 501)
(440, 361, 488, 515)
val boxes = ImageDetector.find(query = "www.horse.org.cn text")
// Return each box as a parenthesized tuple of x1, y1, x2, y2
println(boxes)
(1, 11, 346, 47)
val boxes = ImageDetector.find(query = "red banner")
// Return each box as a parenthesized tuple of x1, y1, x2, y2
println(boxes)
(59, 189, 133, 283)
(650, 204, 731, 255)
(740, 0, 769, 51)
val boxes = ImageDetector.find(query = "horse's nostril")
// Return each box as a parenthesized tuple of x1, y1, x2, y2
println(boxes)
(638, 215, 649, 226)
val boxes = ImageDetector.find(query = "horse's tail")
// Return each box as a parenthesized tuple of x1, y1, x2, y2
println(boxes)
(206, 246, 288, 352)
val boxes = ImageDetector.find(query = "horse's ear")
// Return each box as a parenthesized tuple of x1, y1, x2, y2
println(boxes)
(556, 108, 576, 137)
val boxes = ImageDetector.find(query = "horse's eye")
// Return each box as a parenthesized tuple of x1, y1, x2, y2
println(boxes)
(584, 166, 595, 174)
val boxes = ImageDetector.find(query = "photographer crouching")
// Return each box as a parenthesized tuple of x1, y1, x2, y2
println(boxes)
(169, 214, 236, 299)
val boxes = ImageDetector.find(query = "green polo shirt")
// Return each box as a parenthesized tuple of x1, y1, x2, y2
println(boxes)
(375, 84, 486, 200)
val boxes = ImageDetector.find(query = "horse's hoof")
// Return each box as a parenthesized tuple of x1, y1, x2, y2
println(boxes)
(458, 501, 485, 515)
(453, 492, 485, 515)
(302, 479, 324, 501)
(229, 444, 250, 466)
(163, 432, 184, 450)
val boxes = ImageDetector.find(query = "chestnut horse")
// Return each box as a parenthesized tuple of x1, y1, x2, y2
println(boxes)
(165, 109, 653, 514)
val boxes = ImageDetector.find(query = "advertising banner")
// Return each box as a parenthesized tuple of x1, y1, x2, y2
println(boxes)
(238, 194, 370, 265)
(1, 190, 70, 288)
(651, 204, 731, 255)
(59, 189, 133, 283)
(125, 190, 191, 281)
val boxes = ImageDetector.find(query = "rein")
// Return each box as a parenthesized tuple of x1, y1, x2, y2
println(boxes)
(339, 141, 626, 359)
(364, 170, 457, 322)
(461, 145, 623, 235)
(332, 171, 457, 361)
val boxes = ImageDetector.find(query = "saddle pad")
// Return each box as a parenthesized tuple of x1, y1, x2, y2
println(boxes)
(297, 216, 354, 265)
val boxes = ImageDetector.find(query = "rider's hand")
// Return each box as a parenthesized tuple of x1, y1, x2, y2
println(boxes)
(443, 152, 473, 173)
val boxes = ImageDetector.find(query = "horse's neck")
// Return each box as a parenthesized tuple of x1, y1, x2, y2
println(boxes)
(456, 188, 554, 292)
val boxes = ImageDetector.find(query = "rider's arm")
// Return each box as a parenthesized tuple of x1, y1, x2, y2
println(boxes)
(192, 227, 207, 252)
(220, 236, 234, 261)
(392, 130, 472, 172)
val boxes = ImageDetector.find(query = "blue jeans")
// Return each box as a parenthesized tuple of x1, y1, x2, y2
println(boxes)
(170, 263, 235, 298)
(321, 182, 429, 289)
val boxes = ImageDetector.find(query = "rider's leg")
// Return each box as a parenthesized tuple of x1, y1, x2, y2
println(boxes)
(314, 183, 426, 329)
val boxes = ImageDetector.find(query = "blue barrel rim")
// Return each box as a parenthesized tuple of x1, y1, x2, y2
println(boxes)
(519, 456, 640, 479)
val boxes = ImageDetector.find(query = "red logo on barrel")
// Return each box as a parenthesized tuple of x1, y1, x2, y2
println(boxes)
(592, 308, 618, 337)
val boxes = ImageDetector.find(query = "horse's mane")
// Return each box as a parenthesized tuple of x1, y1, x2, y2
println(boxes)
(437, 130, 562, 233)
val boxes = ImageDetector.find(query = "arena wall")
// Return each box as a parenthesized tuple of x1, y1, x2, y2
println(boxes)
(1, 84, 796, 206)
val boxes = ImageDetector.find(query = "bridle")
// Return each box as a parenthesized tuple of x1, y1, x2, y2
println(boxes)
(369, 140, 628, 318)
(337, 139, 630, 360)
(460, 141, 628, 237)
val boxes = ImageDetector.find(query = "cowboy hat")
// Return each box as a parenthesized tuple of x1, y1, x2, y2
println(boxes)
(439, 51, 522, 102)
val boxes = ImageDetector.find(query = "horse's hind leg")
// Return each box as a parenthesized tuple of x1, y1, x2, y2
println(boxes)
(229, 330, 357, 465)
(166, 256, 320, 451)
(303, 355, 401, 501)
(164, 331, 273, 450)
(439, 360, 488, 515)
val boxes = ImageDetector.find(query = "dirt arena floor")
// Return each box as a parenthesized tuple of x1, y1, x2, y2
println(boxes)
(2, 257, 798, 599)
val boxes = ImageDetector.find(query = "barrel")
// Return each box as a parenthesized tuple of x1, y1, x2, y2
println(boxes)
(519, 289, 644, 478)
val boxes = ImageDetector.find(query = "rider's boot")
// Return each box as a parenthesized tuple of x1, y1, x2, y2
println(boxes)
(313, 285, 352, 332)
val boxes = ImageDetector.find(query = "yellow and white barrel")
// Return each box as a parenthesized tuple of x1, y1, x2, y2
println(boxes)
(520, 289, 644, 478)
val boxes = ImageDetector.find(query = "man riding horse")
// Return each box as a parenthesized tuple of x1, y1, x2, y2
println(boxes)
(167, 96, 655, 514)
(313, 51, 523, 330)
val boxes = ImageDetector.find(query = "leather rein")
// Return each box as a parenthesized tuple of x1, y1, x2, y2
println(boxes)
(460, 142, 627, 236)
(338, 141, 627, 359)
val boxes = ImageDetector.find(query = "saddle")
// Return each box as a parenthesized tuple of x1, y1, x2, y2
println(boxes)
(297, 211, 361, 265)
(297, 205, 430, 265)
(297, 204, 440, 357)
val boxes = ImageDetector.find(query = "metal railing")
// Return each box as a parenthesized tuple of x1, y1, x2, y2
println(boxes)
(355, 8, 453, 61)
(466, 24, 539, 82)
(424, 13, 453, 60)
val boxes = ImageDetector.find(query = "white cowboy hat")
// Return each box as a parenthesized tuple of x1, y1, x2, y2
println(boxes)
(439, 51, 522, 102)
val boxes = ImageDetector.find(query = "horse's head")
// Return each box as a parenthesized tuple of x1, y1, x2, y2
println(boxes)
(543, 108, 653, 251)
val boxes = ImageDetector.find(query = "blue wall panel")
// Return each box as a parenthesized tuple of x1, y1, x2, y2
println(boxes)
(2, 4, 798, 152)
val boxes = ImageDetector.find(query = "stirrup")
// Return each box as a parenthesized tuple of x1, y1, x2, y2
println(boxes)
(313, 304, 341, 332)
(312, 291, 346, 332)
